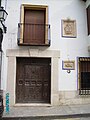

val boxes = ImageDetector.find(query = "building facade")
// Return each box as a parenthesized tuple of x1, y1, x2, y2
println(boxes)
(1, 0, 90, 107)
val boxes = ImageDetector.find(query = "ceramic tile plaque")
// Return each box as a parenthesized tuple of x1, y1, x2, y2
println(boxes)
(62, 60, 75, 70)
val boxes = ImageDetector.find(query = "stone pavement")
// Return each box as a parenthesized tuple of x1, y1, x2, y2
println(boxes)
(2, 104, 90, 119)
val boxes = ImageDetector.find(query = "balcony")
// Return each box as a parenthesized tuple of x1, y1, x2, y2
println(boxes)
(17, 23, 51, 46)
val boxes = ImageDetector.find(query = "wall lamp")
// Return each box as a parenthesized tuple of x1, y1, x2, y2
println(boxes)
(0, 6, 8, 117)
(0, 6, 8, 33)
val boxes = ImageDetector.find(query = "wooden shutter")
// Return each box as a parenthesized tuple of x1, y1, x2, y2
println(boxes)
(87, 5, 90, 35)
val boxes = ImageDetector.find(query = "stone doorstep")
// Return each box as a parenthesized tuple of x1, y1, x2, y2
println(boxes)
(2, 113, 90, 120)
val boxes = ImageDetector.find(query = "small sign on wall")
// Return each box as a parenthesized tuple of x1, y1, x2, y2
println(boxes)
(62, 60, 75, 70)
(62, 19, 76, 38)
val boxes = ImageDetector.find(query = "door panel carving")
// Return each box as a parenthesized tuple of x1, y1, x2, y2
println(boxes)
(16, 58, 51, 103)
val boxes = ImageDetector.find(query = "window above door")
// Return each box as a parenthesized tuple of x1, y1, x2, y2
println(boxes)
(17, 4, 51, 46)
(87, 5, 90, 35)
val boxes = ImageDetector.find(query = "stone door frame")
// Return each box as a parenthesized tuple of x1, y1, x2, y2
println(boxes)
(6, 49, 60, 106)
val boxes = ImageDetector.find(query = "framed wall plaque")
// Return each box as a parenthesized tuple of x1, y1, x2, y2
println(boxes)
(62, 19, 76, 38)
(62, 60, 75, 70)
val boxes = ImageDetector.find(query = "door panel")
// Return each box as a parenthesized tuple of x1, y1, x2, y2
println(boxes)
(24, 9, 45, 44)
(16, 58, 51, 103)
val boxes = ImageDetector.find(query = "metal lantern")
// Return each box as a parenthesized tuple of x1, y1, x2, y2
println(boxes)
(0, 7, 8, 33)
(0, 7, 8, 22)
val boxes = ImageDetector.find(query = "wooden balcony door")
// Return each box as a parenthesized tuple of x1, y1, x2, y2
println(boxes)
(16, 58, 51, 103)
(24, 9, 45, 45)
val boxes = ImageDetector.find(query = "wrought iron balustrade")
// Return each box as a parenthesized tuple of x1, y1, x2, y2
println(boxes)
(79, 88, 90, 95)
(17, 23, 51, 46)
(79, 57, 90, 95)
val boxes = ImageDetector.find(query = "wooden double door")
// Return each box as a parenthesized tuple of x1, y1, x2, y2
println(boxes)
(16, 58, 51, 103)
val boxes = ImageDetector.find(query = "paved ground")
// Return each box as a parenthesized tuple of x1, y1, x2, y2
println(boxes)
(2, 104, 90, 119)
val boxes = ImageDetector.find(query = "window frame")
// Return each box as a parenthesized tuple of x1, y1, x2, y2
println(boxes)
(87, 5, 90, 35)
(19, 4, 49, 45)
(78, 57, 90, 95)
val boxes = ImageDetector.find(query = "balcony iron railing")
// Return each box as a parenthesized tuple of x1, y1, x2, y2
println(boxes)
(17, 23, 51, 46)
